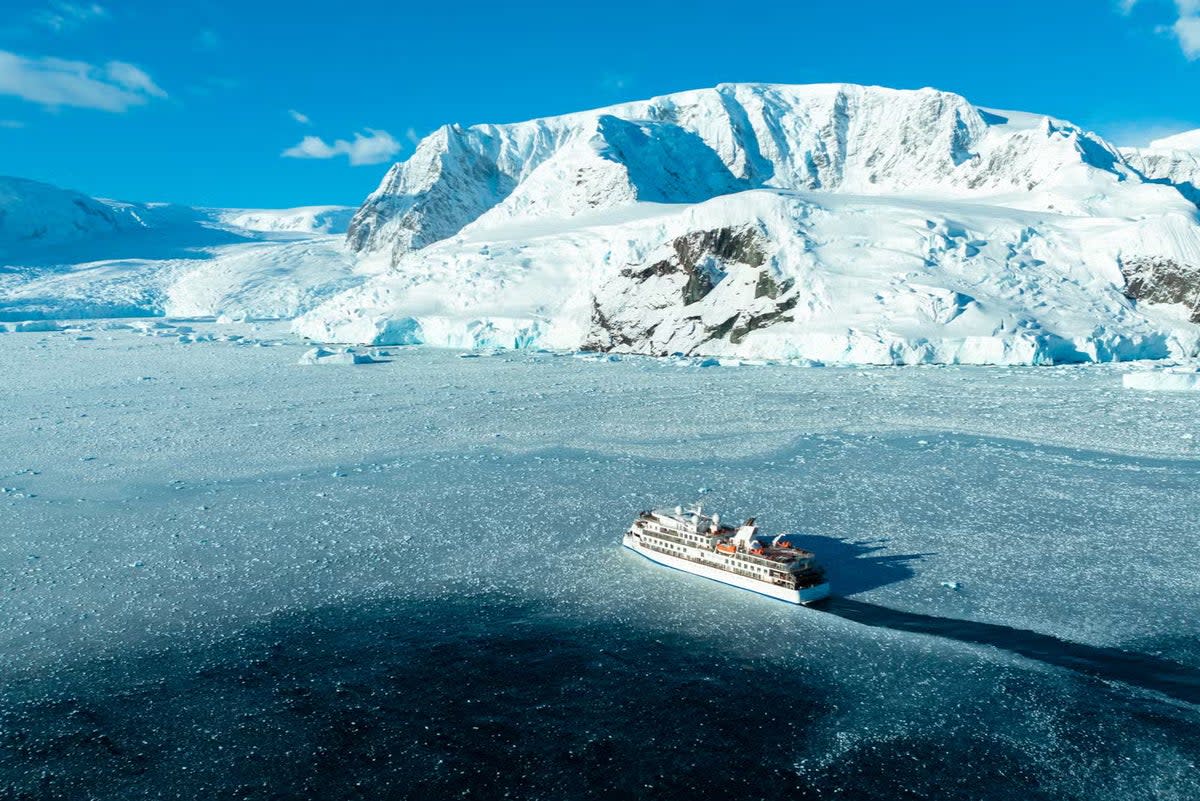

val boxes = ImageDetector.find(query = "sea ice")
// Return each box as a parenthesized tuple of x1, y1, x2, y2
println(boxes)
(1123, 367, 1200, 391)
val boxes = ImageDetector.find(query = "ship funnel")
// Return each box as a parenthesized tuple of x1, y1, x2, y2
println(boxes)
(733, 518, 759, 547)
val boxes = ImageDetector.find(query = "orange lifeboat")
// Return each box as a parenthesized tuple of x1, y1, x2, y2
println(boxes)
(715, 543, 737, 554)
(778, 540, 791, 549)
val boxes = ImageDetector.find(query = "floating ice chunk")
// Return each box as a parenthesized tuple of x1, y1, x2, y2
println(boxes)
(940, 581, 961, 590)
(573, 352, 621, 362)
(298, 346, 379, 365)
(1122, 368, 1200, 392)
(2, 320, 62, 333)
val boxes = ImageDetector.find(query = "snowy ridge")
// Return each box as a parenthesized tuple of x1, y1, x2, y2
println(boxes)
(297, 83, 1200, 364)
(345, 84, 1193, 264)
(0, 176, 203, 262)
(1122, 146, 1200, 207)
(1149, 128, 1200, 152)
(208, 206, 355, 235)
(0, 178, 365, 321)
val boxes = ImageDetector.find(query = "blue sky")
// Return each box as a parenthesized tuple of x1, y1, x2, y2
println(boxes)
(0, 0, 1198, 208)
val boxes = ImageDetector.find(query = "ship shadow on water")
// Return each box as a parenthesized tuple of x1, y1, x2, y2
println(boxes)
(785, 534, 1200, 705)
(786, 533, 930, 595)
(814, 597, 1200, 705)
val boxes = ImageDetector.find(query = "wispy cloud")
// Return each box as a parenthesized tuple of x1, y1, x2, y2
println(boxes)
(0, 49, 166, 111)
(0, 119, 25, 128)
(33, 2, 108, 33)
(405, 126, 420, 145)
(1174, 13, 1200, 57)
(289, 109, 311, 125)
(282, 129, 401, 165)
(1124, 0, 1200, 58)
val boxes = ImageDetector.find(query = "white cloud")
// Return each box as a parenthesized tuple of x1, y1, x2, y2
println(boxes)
(104, 61, 166, 98)
(289, 109, 311, 125)
(1175, 14, 1200, 57)
(33, 2, 107, 33)
(1125, 0, 1200, 58)
(405, 126, 420, 145)
(282, 128, 401, 165)
(0, 50, 167, 111)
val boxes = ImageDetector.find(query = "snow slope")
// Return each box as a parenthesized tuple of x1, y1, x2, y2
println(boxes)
(207, 206, 355, 236)
(0, 176, 224, 264)
(1150, 128, 1200, 152)
(296, 83, 1200, 364)
(0, 178, 365, 321)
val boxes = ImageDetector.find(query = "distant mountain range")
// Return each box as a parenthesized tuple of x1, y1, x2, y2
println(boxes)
(0, 176, 358, 321)
(5, 83, 1200, 364)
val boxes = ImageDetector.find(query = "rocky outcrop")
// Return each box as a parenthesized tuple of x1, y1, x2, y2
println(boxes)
(1123, 256, 1200, 322)
(293, 85, 1200, 364)
(582, 226, 798, 355)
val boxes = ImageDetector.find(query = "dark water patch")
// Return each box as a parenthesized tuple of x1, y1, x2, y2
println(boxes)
(2, 594, 1199, 800)
(804, 734, 1052, 800)
(820, 598, 1200, 705)
(1, 595, 841, 801)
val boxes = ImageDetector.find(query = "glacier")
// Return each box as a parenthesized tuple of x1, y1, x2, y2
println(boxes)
(4, 84, 1200, 365)
(294, 83, 1200, 364)
(0, 176, 365, 322)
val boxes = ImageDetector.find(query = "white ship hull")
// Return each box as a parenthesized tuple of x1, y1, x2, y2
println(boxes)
(623, 534, 831, 605)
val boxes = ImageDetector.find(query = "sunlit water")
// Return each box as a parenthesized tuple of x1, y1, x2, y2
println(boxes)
(1, 325, 1197, 799)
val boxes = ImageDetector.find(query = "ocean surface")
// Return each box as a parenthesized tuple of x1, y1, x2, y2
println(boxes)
(1, 324, 1197, 799)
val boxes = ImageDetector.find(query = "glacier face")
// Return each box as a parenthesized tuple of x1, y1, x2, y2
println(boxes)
(298, 84, 1200, 364)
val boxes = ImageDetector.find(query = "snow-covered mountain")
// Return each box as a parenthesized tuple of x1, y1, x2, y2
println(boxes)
(207, 206, 355, 236)
(0, 176, 212, 263)
(0, 178, 362, 321)
(295, 83, 1200, 364)
(1122, 134, 1200, 207)
(1149, 129, 1200, 152)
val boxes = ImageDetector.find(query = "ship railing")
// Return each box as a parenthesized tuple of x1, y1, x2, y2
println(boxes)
(637, 540, 800, 588)
(637, 528, 811, 575)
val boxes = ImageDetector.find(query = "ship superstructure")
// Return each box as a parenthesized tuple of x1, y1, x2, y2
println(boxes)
(622, 505, 830, 604)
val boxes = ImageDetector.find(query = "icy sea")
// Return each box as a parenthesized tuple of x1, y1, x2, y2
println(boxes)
(1, 323, 1198, 800)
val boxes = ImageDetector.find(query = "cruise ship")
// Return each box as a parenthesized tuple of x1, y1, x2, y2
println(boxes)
(622, 506, 830, 604)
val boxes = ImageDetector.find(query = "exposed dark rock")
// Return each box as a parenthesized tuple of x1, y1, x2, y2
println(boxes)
(729, 295, 799, 344)
(618, 227, 768, 307)
(580, 298, 638, 352)
(754, 271, 793, 300)
(705, 315, 739, 341)
(1122, 256, 1200, 323)
(582, 226, 808, 354)
(586, 227, 773, 352)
